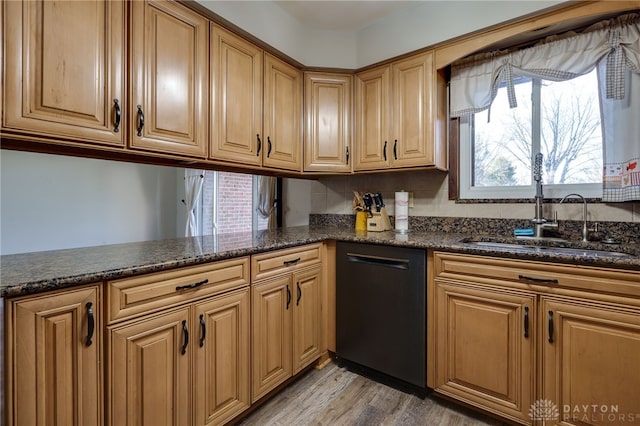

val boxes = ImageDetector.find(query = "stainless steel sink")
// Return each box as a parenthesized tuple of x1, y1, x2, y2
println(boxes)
(459, 237, 636, 258)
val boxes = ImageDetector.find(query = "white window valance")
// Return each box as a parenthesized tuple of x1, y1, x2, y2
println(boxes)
(449, 12, 640, 117)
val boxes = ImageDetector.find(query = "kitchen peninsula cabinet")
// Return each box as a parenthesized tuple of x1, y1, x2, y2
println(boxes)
(303, 72, 353, 173)
(431, 252, 640, 426)
(251, 244, 323, 402)
(2, 0, 126, 147)
(5, 284, 102, 426)
(355, 51, 446, 171)
(210, 26, 302, 172)
(129, 0, 209, 158)
(107, 258, 251, 426)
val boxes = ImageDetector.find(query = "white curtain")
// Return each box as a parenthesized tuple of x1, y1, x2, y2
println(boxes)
(184, 169, 205, 237)
(257, 175, 277, 230)
(599, 64, 640, 201)
(449, 12, 640, 201)
(450, 13, 640, 116)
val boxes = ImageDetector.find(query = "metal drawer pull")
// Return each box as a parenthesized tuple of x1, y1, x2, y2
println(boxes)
(296, 282, 302, 306)
(523, 306, 529, 338)
(383, 141, 387, 161)
(86, 302, 94, 347)
(136, 105, 144, 137)
(256, 134, 262, 156)
(393, 139, 397, 160)
(175, 279, 209, 291)
(181, 320, 189, 355)
(518, 274, 558, 284)
(346, 146, 349, 164)
(548, 311, 554, 343)
(267, 136, 272, 157)
(286, 285, 291, 310)
(113, 99, 121, 133)
(199, 314, 206, 347)
(283, 257, 301, 266)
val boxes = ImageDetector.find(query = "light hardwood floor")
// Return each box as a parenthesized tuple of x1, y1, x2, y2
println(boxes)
(237, 362, 509, 425)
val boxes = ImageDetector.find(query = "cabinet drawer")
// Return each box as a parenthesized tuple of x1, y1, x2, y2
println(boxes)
(434, 252, 640, 299)
(107, 257, 250, 323)
(251, 244, 322, 282)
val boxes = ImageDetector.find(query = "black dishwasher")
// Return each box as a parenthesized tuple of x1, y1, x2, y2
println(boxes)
(336, 242, 426, 388)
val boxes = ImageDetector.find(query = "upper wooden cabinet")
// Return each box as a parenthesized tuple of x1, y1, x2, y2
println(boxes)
(129, 0, 209, 158)
(210, 26, 302, 172)
(2, 0, 126, 146)
(355, 51, 447, 171)
(303, 72, 353, 173)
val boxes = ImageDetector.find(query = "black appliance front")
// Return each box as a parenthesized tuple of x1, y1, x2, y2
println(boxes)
(336, 242, 426, 388)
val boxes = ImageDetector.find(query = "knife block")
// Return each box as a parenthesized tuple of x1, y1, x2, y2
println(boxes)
(366, 207, 392, 232)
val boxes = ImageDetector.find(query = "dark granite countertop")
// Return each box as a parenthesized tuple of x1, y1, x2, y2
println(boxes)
(2, 225, 639, 298)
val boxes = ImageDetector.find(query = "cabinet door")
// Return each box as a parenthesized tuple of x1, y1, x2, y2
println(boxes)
(109, 308, 191, 426)
(210, 25, 263, 166)
(3, 0, 125, 146)
(292, 266, 322, 373)
(129, 0, 208, 157)
(7, 285, 101, 426)
(251, 275, 293, 402)
(263, 54, 303, 172)
(541, 298, 640, 426)
(354, 65, 391, 171)
(303, 73, 352, 173)
(391, 52, 435, 168)
(194, 289, 250, 426)
(434, 280, 535, 424)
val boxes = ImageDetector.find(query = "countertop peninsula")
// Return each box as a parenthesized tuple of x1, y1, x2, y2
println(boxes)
(2, 226, 639, 298)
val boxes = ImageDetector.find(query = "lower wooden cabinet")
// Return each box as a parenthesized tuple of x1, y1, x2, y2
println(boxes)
(5, 284, 102, 426)
(431, 251, 640, 426)
(434, 280, 535, 424)
(107, 286, 250, 426)
(541, 297, 640, 426)
(252, 264, 322, 402)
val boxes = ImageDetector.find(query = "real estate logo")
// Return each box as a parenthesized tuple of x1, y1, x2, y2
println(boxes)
(529, 399, 560, 424)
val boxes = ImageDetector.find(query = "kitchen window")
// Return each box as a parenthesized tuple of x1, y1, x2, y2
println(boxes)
(450, 12, 640, 202)
(459, 69, 603, 199)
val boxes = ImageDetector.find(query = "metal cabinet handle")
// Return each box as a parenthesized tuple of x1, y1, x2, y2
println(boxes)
(523, 306, 529, 338)
(383, 141, 387, 161)
(518, 275, 558, 284)
(113, 99, 121, 133)
(283, 257, 301, 266)
(393, 139, 398, 160)
(286, 285, 291, 310)
(86, 302, 94, 347)
(136, 105, 144, 137)
(176, 279, 208, 291)
(199, 314, 206, 348)
(346, 146, 349, 164)
(256, 134, 262, 156)
(181, 320, 189, 355)
(267, 136, 272, 157)
(296, 282, 302, 306)
(548, 311, 554, 343)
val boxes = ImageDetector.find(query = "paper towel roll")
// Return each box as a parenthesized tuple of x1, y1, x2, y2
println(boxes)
(395, 191, 409, 233)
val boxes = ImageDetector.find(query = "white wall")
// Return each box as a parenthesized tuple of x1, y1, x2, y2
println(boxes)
(0, 150, 180, 254)
(197, 0, 563, 68)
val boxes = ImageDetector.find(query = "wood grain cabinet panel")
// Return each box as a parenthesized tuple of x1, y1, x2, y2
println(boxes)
(303, 72, 353, 173)
(6, 285, 102, 426)
(2, 0, 125, 146)
(129, 0, 209, 157)
(108, 307, 191, 426)
(292, 265, 322, 373)
(434, 280, 535, 424)
(194, 288, 250, 426)
(541, 298, 640, 426)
